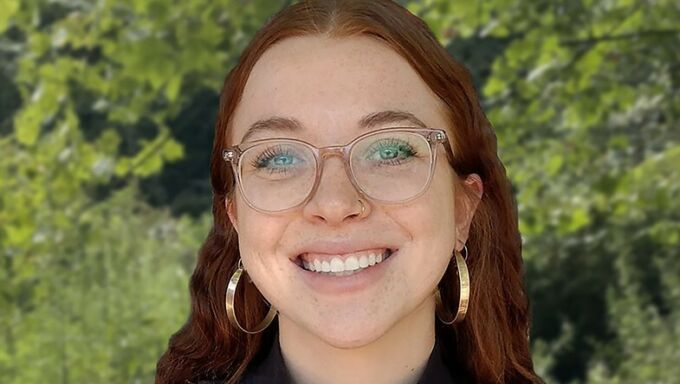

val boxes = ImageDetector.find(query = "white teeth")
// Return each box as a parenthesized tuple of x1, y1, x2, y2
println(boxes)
(359, 255, 369, 268)
(302, 250, 392, 273)
(330, 258, 344, 272)
(330, 269, 360, 277)
(344, 256, 360, 271)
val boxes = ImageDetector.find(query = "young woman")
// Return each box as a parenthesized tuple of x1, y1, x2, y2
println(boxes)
(156, 1, 542, 383)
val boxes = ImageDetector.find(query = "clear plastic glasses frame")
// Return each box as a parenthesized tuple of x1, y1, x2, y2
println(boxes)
(222, 127, 453, 213)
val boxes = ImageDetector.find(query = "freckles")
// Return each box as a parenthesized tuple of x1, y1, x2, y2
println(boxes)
(404, 199, 440, 236)
(243, 214, 286, 244)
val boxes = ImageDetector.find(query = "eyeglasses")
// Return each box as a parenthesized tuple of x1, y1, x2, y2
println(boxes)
(222, 127, 452, 213)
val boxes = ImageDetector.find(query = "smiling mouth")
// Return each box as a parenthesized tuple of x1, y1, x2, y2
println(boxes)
(294, 248, 396, 274)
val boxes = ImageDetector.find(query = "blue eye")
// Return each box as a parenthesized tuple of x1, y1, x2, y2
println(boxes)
(263, 154, 295, 167)
(366, 139, 417, 164)
(251, 146, 304, 174)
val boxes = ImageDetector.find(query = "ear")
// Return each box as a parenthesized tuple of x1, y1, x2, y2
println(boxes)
(454, 173, 483, 250)
(226, 196, 239, 234)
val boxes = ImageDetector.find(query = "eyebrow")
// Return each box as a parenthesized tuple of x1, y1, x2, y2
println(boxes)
(238, 110, 428, 143)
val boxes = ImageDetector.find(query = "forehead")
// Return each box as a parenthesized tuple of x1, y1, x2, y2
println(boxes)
(230, 35, 448, 145)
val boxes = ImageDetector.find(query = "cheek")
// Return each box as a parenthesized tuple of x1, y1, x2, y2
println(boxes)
(235, 196, 289, 262)
(418, 174, 458, 277)
(388, 168, 457, 253)
(234, 205, 294, 301)
(383, 174, 456, 297)
(416, 167, 457, 234)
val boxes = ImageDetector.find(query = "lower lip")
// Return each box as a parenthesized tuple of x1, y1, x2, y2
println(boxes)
(293, 250, 398, 296)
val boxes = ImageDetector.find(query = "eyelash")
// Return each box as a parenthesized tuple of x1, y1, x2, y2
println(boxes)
(367, 139, 418, 161)
(250, 146, 297, 174)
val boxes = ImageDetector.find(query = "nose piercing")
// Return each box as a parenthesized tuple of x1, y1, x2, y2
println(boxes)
(358, 199, 366, 216)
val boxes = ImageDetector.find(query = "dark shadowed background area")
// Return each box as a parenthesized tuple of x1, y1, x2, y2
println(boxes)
(1, 0, 678, 382)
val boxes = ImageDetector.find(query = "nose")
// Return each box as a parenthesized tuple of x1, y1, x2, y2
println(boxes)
(302, 156, 366, 225)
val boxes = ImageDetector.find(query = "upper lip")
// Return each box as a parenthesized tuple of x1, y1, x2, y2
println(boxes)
(291, 239, 398, 260)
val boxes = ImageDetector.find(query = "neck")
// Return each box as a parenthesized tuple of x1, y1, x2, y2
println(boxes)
(278, 295, 437, 384)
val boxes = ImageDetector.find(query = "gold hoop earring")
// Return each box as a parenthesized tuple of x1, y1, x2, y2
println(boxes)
(435, 245, 470, 324)
(225, 258, 278, 334)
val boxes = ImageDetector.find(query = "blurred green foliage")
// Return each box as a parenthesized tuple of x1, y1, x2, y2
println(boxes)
(1, 0, 678, 383)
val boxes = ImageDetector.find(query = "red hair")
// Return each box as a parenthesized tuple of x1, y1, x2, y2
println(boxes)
(156, 1, 542, 383)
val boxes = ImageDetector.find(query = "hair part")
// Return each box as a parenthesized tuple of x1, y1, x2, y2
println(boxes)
(156, 1, 541, 383)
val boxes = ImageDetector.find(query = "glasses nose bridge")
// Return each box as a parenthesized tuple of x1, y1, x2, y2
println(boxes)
(314, 144, 356, 190)
(316, 144, 354, 178)
(317, 144, 349, 161)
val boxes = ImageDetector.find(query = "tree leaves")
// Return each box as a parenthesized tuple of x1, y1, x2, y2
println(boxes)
(0, 0, 20, 34)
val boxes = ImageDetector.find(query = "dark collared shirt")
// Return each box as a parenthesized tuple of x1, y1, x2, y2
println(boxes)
(202, 332, 469, 383)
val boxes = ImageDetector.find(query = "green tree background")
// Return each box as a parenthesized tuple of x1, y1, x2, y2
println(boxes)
(0, 0, 677, 382)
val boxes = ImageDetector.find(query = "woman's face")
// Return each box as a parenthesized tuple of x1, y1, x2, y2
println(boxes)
(227, 35, 480, 347)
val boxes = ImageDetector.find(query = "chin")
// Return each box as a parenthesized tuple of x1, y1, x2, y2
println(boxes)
(308, 320, 389, 349)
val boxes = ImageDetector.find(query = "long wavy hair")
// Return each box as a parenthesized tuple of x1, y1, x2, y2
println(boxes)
(156, 1, 541, 383)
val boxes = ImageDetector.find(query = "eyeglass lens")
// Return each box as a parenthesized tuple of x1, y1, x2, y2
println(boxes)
(238, 131, 433, 211)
